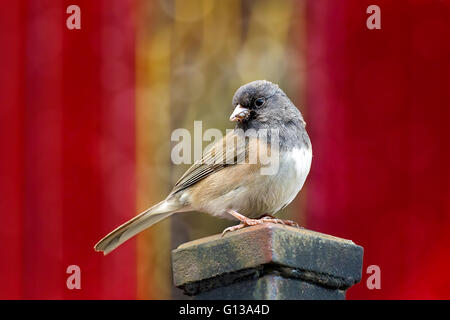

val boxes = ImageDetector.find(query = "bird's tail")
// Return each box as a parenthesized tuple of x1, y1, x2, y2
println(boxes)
(94, 200, 179, 255)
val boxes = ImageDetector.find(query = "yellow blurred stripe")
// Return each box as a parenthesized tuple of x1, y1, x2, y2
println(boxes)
(135, 0, 172, 299)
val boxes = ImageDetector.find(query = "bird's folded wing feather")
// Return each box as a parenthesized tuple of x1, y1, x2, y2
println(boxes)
(170, 130, 249, 195)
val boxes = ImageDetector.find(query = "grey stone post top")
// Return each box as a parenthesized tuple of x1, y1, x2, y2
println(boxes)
(172, 223, 364, 299)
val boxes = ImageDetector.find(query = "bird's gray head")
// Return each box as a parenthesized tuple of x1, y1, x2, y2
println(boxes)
(230, 80, 305, 130)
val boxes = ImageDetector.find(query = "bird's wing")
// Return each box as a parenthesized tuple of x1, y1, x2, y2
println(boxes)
(170, 130, 249, 195)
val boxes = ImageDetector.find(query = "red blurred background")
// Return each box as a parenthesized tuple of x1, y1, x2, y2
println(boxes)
(1, 0, 449, 299)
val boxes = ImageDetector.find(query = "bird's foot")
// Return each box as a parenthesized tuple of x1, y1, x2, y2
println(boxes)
(260, 216, 300, 228)
(221, 210, 302, 237)
(257, 213, 301, 228)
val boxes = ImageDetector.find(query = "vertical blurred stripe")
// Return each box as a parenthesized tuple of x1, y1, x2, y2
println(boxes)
(135, 0, 172, 299)
(135, 0, 153, 299)
(61, 0, 106, 299)
(23, 0, 64, 299)
(98, 0, 137, 299)
(60, 0, 136, 299)
(0, 0, 25, 299)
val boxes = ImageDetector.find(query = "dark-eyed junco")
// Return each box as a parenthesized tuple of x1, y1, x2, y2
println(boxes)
(95, 80, 312, 255)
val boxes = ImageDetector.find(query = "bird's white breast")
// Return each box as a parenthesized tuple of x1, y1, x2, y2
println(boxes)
(276, 146, 312, 211)
(291, 147, 312, 180)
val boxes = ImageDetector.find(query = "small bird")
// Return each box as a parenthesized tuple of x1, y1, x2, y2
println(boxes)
(94, 80, 312, 255)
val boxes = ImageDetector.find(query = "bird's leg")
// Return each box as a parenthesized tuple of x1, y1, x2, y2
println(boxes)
(221, 210, 301, 237)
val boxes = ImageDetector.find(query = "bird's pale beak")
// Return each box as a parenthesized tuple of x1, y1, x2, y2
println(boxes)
(230, 104, 250, 122)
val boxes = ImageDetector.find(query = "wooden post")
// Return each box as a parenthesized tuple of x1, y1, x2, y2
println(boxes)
(172, 223, 363, 299)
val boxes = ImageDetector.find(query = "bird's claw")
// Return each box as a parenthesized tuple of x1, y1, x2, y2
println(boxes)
(221, 209, 302, 237)
(221, 223, 246, 237)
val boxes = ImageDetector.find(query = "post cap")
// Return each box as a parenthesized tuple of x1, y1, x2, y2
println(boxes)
(172, 223, 363, 296)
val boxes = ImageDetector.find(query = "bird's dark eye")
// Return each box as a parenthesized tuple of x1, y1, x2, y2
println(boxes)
(254, 98, 265, 107)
